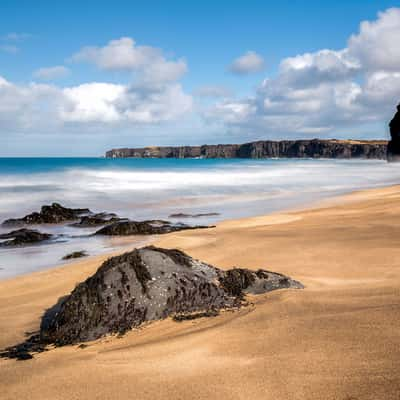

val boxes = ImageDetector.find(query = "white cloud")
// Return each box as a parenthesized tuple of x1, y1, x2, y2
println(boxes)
(209, 7, 400, 137)
(0, 77, 62, 131)
(348, 8, 400, 72)
(229, 51, 265, 75)
(71, 37, 187, 83)
(118, 83, 193, 123)
(0, 37, 192, 135)
(61, 83, 125, 123)
(278, 49, 360, 88)
(0, 75, 192, 132)
(33, 66, 70, 80)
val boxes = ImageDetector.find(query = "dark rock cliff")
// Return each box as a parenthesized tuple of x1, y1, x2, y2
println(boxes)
(388, 104, 400, 161)
(106, 139, 387, 159)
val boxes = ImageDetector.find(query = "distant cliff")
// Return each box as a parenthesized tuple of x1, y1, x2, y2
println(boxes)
(105, 139, 388, 159)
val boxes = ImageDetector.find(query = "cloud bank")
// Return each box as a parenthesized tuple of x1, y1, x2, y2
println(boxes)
(1, 8, 400, 145)
(71, 37, 187, 83)
(0, 37, 192, 134)
(209, 8, 400, 137)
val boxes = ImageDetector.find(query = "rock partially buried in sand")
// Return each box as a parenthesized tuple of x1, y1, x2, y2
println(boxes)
(2, 202, 90, 227)
(0, 246, 303, 359)
(0, 228, 52, 247)
(94, 220, 211, 236)
(38, 246, 303, 346)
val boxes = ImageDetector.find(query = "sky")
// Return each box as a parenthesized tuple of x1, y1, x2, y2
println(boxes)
(0, 0, 399, 156)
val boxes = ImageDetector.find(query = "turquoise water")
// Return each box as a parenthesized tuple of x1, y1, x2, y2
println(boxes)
(0, 157, 399, 279)
(0, 157, 240, 174)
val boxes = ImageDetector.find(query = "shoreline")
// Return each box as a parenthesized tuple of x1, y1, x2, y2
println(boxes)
(1, 180, 398, 282)
(1, 184, 400, 399)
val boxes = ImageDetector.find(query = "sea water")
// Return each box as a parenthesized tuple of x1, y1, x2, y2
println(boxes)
(0, 157, 399, 279)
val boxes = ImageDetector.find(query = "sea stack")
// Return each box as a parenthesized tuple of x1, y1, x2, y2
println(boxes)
(387, 103, 400, 161)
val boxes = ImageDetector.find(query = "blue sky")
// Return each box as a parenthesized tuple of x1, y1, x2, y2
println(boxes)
(0, 0, 399, 156)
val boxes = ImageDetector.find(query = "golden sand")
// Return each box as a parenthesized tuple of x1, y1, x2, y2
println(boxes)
(0, 186, 399, 399)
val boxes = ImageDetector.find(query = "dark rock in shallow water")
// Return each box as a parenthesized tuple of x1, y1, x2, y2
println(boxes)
(62, 251, 88, 260)
(35, 246, 302, 347)
(95, 220, 211, 236)
(168, 212, 220, 218)
(0, 229, 52, 247)
(71, 213, 122, 228)
(2, 202, 90, 227)
(388, 103, 400, 161)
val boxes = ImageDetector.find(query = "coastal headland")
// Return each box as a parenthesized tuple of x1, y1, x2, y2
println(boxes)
(106, 138, 388, 159)
(0, 185, 399, 399)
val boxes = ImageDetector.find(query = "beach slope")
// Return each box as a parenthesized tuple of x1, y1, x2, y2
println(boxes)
(0, 186, 399, 399)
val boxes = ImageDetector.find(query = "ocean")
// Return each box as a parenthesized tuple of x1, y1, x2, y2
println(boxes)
(0, 157, 399, 279)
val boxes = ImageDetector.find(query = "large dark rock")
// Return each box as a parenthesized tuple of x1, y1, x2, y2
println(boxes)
(2, 203, 90, 227)
(0, 229, 52, 247)
(38, 246, 303, 346)
(95, 220, 211, 236)
(0, 246, 303, 359)
(388, 103, 400, 161)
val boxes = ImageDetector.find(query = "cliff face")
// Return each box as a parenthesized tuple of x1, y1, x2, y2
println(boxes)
(388, 105, 400, 161)
(106, 139, 388, 159)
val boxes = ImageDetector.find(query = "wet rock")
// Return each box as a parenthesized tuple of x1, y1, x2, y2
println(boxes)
(388, 103, 400, 161)
(2, 202, 90, 227)
(34, 246, 303, 347)
(62, 251, 88, 260)
(94, 220, 211, 236)
(168, 212, 220, 218)
(71, 213, 122, 228)
(0, 229, 52, 247)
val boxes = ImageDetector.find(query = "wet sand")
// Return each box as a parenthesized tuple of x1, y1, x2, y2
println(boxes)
(0, 185, 399, 399)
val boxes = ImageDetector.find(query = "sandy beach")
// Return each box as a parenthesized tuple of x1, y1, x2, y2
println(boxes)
(0, 185, 399, 400)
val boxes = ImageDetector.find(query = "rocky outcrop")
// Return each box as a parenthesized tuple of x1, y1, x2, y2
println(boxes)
(62, 251, 88, 260)
(71, 213, 121, 228)
(43, 246, 303, 346)
(388, 104, 400, 161)
(95, 220, 211, 236)
(1, 246, 302, 358)
(168, 212, 220, 218)
(2, 203, 90, 227)
(0, 229, 52, 247)
(106, 139, 388, 159)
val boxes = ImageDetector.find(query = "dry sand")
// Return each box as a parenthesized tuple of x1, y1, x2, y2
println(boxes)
(0, 185, 399, 399)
